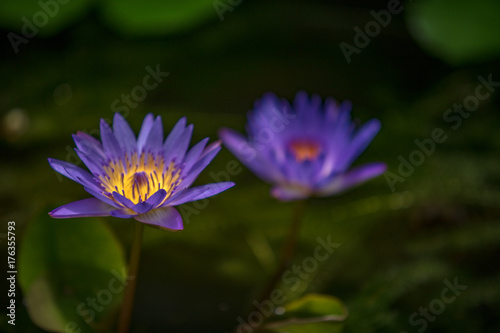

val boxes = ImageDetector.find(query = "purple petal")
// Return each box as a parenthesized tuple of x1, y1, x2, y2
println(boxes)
(145, 189, 167, 208)
(130, 189, 167, 214)
(165, 182, 234, 206)
(179, 144, 221, 189)
(143, 116, 164, 153)
(163, 117, 187, 153)
(112, 113, 136, 152)
(134, 206, 183, 231)
(75, 148, 103, 176)
(293, 90, 309, 114)
(340, 119, 381, 169)
(168, 124, 193, 163)
(317, 162, 387, 197)
(128, 190, 167, 214)
(200, 140, 221, 158)
(271, 185, 311, 201)
(49, 198, 115, 218)
(317, 109, 355, 178)
(84, 187, 120, 208)
(112, 191, 135, 208)
(219, 128, 282, 183)
(72, 132, 106, 161)
(250, 93, 283, 130)
(131, 202, 152, 214)
(110, 208, 138, 218)
(218, 129, 255, 165)
(48, 158, 100, 189)
(324, 98, 340, 123)
(137, 113, 154, 153)
(100, 119, 123, 159)
(65, 168, 103, 193)
(182, 138, 209, 172)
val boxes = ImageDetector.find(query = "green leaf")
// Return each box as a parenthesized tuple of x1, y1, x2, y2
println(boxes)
(100, 0, 217, 36)
(18, 210, 127, 333)
(406, 0, 500, 64)
(0, 0, 93, 37)
(256, 294, 348, 333)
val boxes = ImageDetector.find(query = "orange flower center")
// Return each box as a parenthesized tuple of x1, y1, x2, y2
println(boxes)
(289, 140, 321, 162)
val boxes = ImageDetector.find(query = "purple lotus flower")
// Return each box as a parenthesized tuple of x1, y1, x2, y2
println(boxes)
(219, 92, 386, 201)
(48, 113, 234, 231)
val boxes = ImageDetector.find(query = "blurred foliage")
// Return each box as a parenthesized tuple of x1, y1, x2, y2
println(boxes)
(1, 0, 500, 332)
(101, 0, 217, 36)
(257, 294, 347, 333)
(0, 0, 217, 37)
(18, 212, 126, 333)
(407, 0, 500, 64)
(0, 0, 93, 37)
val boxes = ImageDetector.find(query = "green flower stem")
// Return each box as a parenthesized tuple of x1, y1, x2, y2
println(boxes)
(256, 199, 307, 306)
(117, 221, 144, 333)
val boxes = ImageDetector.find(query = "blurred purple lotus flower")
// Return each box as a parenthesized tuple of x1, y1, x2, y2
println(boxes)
(219, 92, 386, 201)
(49, 113, 234, 231)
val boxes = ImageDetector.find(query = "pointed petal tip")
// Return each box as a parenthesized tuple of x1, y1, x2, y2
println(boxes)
(100, 118, 109, 127)
(317, 162, 388, 197)
(113, 112, 125, 121)
(225, 181, 236, 189)
(200, 137, 211, 145)
(145, 189, 167, 208)
(218, 128, 245, 148)
(209, 139, 222, 149)
(218, 127, 238, 141)
(340, 100, 353, 111)
(48, 209, 68, 219)
(48, 198, 115, 218)
(177, 116, 187, 127)
(368, 117, 381, 129)
(373, 162, 388, 175)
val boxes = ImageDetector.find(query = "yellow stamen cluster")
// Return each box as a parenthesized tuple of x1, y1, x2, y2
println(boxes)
(99, 152, 181, 205)
(289, 140, 322, 162)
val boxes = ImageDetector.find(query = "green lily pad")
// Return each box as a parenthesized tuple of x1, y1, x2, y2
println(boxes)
(18, 210, 127, 333)
(254, 293, 348, 333)
(0, 0, 93, 38)
(100, 0, 217, 36)
(406, 0, 500, 64)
